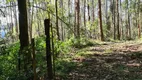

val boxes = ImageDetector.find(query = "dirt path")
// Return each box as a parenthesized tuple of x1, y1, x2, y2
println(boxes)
(66, 41, 142, 80)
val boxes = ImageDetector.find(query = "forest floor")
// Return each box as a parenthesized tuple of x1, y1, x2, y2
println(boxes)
(56, 40, 142, 80)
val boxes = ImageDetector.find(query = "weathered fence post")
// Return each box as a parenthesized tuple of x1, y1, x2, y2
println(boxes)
(44, 19, 53, 80)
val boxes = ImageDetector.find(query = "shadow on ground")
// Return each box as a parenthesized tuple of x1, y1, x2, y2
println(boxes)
(57, 42, 142, 80)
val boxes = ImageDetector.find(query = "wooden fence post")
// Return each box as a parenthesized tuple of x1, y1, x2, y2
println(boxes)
(44, 19, 53, 80)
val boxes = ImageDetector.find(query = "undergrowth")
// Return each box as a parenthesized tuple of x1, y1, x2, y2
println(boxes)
(0, 37, 96, 79)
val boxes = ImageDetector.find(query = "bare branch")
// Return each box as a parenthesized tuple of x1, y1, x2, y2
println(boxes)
(32, 5, 74, 33)
(0, 5, 17, 8)
(0, 9, 5, 17)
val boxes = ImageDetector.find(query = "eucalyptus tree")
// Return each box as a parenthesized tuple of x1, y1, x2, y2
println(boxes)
(55, 0, 60, 40)
(98, 0, 104, 41)
(117, 0, 120, 40)
(76, 0, 80, 39)
(17, 0, 31, 78)
(138, 0, 141, 38)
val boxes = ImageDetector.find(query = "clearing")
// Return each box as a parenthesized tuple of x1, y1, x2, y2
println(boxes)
(56, 40, 142, 80)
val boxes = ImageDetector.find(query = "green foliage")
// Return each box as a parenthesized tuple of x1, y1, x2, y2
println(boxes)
(0, 42, 20, 80)
(68, 37, 97, 48)
(34, 37, 47, 77)
(35, 37, 46, 52)
(6, 0, 16, 3)
(55, 59, 77, 78)
(54, 40, 70, 55)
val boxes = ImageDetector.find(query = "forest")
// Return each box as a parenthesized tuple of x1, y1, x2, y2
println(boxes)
(0, 0, 142, 80)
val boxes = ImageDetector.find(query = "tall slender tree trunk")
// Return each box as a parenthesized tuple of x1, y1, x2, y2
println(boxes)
(60, 0, 64, 41)
(98, 0, 104, 41)
(28, 0, 34, 41)
(68, 0, 70, 25)
(120, 0, 123, 39)
(14, 2, 18, 38)
(17, 0, 30, 76)
(84, 0, 86, 27)
(76, 0, 80, 39)
(84, 0, 87, 36)
(55, 0, 60, 40)
(117, 0, 120, 40)
(87, 0, 90, 21)
(18, 0, 29, 52)
(110, 0, 113, 38)
(92, 0, 95, 22)
(105, 0, 108, 23)
(105, 0, 110, 38)
(134, 1, 137, 38)
(113, 0, 116, 40)
(10, 1, 14, 34)
(128, 0, 131, 39)
(74, 0, 77, 37)
(138, 0, 141, 38)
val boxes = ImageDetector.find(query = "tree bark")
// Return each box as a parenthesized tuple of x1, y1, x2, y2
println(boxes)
(44, 19, 53, 79)
(138, 0, 141, 38)
(55, 0, 60, 40)
(84, 0, 87, 36)
(117, 0, 120, 40)
(113, 0, 116, 40)
(18, 0, 29, 49)
(17, 0, 30, 77)
(98, 0, 104, 41)
(87, 0, 90, 21)
(127, 0, 131, 39)
(75, 0, 80, 39)
(92, 0, 95, 22)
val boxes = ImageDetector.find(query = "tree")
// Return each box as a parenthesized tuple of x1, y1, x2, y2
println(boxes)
(13, 1, 18, 37)
(105, 0, 108, 23)
(138, 0, 141, 38)
(18, 0, 29, 49)
(127, 0, 131, 39)
(28, 0, 34, 41)
(60, 0, 64, 41)
(98, 0, 104, 41)
(105, 0, 111, 38)
(87, 0, 90, 22)
(75, 0, 80, 39)
(117, 0, 120, 40)
(17, 0, 30, 77)
(74, 0, 76, 37)
(113, 0, 116, 40)
(84, 0, 87, 36)
(92, 0, 95, 22)
(55, 0, 60, 40)
(120, 0, 123, 39)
